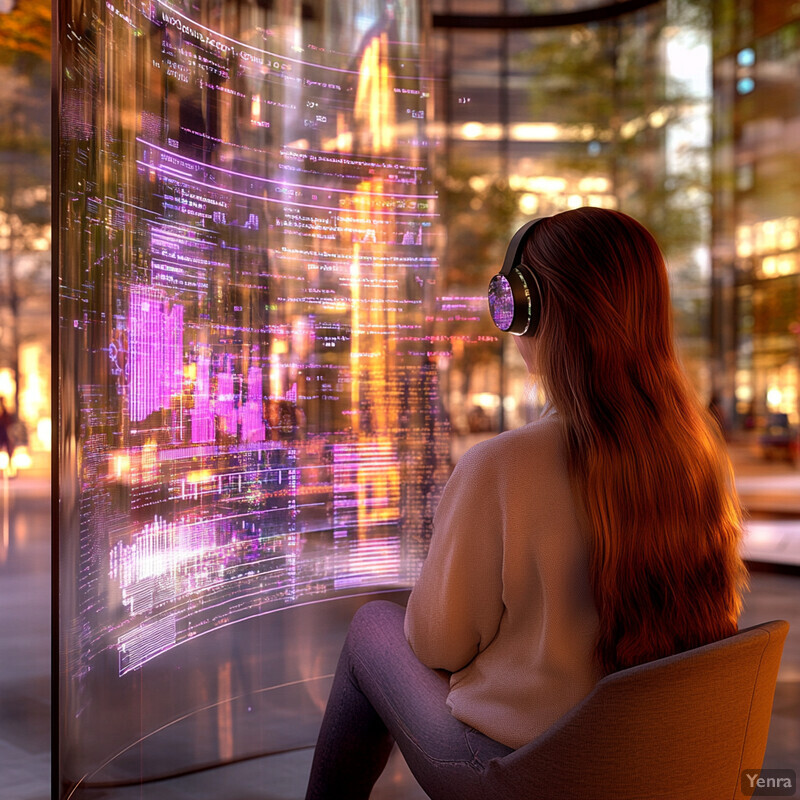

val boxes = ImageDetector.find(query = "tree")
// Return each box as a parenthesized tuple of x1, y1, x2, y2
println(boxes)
(0, 0, 51, 63)
(511, 0, 714, 391)
(434, 159, 523, 429)
(513, 4, 708, 253)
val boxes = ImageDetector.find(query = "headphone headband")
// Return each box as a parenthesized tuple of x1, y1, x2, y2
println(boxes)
(500, 218, 543, 277)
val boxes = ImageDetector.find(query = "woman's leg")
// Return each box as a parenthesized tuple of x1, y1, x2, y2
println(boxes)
(304, 600, 513, 800)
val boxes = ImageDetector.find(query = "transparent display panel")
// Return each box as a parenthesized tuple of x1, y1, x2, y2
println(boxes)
(56, 0, 446, 789)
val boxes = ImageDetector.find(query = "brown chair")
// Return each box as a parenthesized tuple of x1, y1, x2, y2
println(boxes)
(480, 620, 789, 800)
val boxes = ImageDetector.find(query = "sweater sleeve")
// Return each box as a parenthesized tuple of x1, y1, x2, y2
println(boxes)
(404, 443, 505, 672)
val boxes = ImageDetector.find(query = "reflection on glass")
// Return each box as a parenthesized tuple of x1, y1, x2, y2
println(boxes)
(58, 0, 446, 782)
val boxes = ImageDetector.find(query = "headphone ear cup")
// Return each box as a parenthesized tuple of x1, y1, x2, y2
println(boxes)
(488, 217, 546, 336)
(516, 264, 543, 337)
(502, 265, 542, 337)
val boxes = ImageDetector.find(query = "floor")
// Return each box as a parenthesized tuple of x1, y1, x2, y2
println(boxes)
(0, 477, 52, 800)
(1, 442, 799, 800)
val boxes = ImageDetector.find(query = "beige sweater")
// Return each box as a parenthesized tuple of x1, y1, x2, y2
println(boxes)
(404, 413, 602, 750)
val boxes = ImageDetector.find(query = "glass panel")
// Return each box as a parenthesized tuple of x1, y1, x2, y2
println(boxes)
(0, 14, 51, 800)
(713, 4, 800, 436)
(449, 31, 502, 126)
(0, 35, 51, 473)
(57, 0, 448, 789)
(434, 4, 715, 434)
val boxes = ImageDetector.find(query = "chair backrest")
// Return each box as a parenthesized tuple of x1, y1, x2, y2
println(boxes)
(483, 620, 789, 800)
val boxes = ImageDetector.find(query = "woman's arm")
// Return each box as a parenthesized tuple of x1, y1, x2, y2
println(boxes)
(404, 444, 505, 672)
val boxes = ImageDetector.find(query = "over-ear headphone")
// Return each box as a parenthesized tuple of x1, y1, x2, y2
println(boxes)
(487, 218, 545, 337)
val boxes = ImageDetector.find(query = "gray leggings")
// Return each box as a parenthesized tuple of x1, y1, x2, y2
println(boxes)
(304, 600, 513, 800)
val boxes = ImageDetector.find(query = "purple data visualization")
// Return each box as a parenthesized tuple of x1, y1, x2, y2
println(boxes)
(58, 0, 449, 687)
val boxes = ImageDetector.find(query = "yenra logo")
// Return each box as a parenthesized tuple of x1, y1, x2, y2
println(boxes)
(741, 769, 796, 797)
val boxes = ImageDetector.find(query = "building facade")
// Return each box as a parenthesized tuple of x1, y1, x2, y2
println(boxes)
(712, 0, 800, 432)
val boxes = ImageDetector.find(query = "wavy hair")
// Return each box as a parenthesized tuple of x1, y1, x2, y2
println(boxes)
(523, 207, 747, 675)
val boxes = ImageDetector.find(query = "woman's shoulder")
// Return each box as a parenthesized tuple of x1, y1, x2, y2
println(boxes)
(455, 413, 564, 480)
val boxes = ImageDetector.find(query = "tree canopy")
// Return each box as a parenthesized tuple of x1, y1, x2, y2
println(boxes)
(0, 0, 51, 64)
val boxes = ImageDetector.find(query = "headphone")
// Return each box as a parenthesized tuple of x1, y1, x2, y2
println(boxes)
(487, 218, 545, 337)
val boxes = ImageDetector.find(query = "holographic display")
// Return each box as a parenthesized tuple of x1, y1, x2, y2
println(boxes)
(58, 0, 447, 697)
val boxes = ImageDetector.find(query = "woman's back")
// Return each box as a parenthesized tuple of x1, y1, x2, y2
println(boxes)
(515, 208, 746, 675)
(405, 411, 601, 749)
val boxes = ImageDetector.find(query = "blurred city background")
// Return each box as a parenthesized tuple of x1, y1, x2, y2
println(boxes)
(1, 0, 799, 494)
(1, 0, 799, 797)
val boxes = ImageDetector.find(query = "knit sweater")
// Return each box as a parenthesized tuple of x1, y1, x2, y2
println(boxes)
(404, 412, 602, 750)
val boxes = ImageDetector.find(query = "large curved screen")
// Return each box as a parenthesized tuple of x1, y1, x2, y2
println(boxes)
(57, 0, 446, 783)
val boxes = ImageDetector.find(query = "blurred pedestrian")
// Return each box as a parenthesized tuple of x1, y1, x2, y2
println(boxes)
(0, 397, 15, 463)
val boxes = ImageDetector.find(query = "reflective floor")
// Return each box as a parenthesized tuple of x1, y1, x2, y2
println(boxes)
(0, 478, 51, 800)
(1, 471, 799, 800)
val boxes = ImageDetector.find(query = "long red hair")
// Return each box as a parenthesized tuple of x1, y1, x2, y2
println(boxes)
(524, 207, 747, 675)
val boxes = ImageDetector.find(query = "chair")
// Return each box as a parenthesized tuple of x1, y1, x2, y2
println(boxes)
(480, 620, 789, 800)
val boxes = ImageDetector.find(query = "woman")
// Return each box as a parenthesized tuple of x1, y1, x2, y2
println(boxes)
(304, 207, 747, 799)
